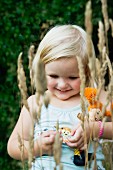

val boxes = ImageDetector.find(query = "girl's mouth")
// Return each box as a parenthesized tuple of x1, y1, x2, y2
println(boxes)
(57, 89, 71, 92)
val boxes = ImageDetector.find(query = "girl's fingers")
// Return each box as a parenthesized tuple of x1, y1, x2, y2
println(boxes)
(79, 144, 88, 151)
(42, 130, 56, 137)
(77, 142, 84, 149)
(66, 136, 84, 148)
(71, 129, 76, 136)
(43, 134, 55, 145)
(71, 123, 81, 136)
(67, 132, 82, 143)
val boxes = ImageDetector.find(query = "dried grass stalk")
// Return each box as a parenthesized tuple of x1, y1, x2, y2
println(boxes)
(76, 56, 90, 167)
(96, 61, 107, 100)
(85, 1, 97, 87)
(43, 92, 50, 108)
(101, 0, 109, 54)
(17, 52, 35, 169)
(85, 0, 93, 37)
(87, 36, 96, 87)
(28, 45, 35, 88)
(33, 58, 48, 122)
(53, 122, 62, 169)
(95, 58, 101, 83)
(33, 58, 49, 160)
(95, 46, 108, 100)
(97, 21, 105, 55)
(105, 53, 113, 78)
(76, 56, 86, 115)
(17, 52, 29, 111)
(28, 126, 34, 169)
(35, 58, 47, 95)
(18, 133, 25, 169)
(109, 19, 113, 37)
(102, 76, 113, 116)
(101, 0, 109, 32)
(28, 45, 35, 70)
(37, 101, 42, 122)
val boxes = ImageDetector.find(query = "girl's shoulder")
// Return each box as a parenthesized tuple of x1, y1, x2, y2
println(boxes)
(27, 94, 38, 114)
(27, 94, 36, 102)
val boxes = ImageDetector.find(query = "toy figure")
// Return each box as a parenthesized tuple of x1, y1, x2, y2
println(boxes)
(84, 87, 112, 118)
(59, 126, 92, 166)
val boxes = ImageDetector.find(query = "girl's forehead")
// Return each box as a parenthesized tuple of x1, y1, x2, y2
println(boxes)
(45, 57, 79, 75)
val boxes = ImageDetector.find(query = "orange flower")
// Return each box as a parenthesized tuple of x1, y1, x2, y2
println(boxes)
(84, 87, 97, 104)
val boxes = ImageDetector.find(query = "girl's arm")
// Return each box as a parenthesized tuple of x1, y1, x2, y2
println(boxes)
(7, 95, 56, 160)
(89, 121, 113, 140)
(7, 97, 36, 160)
(66, 121, 113, 150)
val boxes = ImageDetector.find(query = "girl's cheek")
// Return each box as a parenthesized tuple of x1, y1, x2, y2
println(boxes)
(76, 79, 81, 86)
(73, 79, 81, 89)
(46, 77, 51, 85)
(47, 80, 55, 88)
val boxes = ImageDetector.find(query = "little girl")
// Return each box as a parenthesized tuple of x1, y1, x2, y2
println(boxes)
(8, 25, 111, 169)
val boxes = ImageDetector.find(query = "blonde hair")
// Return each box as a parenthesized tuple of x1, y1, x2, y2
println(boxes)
(33, 25, 96, 86)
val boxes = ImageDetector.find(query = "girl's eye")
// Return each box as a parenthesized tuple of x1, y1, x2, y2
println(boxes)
(49, 75, 58, 78)
(69, 77, 78, 80)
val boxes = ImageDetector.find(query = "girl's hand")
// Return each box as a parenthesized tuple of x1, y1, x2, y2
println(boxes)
(35, 130, 57, 156)
(66, 122, 90, 150)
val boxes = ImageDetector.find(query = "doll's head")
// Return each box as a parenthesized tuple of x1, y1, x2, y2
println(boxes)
(88, 108, 103, 121)
(84, 87, 112, 118)
(33, 25, 96, 86)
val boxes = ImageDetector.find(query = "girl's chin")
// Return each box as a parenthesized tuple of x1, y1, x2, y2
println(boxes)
(55, 94, 74, 101)
(57, 97, 69, 101)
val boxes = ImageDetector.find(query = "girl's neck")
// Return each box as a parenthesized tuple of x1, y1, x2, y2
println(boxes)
(49, 93, 81, 109)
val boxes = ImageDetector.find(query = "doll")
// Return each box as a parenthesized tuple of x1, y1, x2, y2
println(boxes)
(74, 87, 112, 166)
(84, 87, 112, 118)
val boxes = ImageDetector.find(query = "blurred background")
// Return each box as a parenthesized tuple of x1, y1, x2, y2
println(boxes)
(0, 0, 113, 169)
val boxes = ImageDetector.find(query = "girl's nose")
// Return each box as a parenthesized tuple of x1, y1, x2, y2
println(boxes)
(58, 78, 68, 89)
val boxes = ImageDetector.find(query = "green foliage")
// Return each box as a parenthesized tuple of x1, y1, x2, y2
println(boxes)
(0, 0, 113, 169)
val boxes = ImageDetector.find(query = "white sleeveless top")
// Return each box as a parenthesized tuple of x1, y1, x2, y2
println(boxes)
(32, 104, 105, 170)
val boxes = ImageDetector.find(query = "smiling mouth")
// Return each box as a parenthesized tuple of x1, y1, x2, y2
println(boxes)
(57, 89, 71, 92)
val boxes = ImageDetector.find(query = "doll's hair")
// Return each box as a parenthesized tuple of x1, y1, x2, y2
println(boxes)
(33, 25, 96, 86)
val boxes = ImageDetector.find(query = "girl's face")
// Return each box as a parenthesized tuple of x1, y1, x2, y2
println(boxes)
(45, 57, 81, 100)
